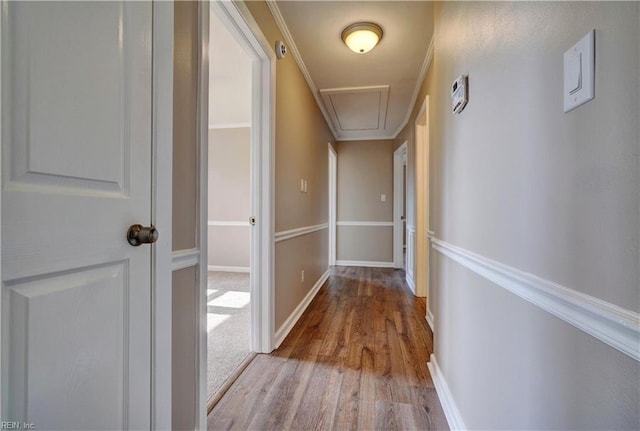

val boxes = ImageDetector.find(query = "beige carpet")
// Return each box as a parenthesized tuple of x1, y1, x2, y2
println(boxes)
(207, 272, 251, 400)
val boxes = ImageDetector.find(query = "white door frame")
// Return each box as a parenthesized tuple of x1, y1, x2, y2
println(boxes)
(151, 2, 174, 428)
(415, 96, 430, 308)
(328, 143, 337, 266)
(393, 142, 407, 269)
(197, 1, 275, 427)
(207, 0, 275, 353)
(0, 3, 175, 427)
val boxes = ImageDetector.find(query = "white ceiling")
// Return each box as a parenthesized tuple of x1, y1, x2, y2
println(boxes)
(209, 7, 252, 128)
(272, 1, 434, 141)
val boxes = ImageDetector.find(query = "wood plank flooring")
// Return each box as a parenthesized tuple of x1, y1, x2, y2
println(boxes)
(207, 266, 449, 431)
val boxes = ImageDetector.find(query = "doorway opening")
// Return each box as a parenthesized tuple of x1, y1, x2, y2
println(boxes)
(206, 6, 254, 402)
(415, 96, 431, 329)
(328, 143, 337, 266)
(393, 142, 408, 270)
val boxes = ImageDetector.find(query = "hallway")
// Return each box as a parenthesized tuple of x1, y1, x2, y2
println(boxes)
(207, 266, 448, 430)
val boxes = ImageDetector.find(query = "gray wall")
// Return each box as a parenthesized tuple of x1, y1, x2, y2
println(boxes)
(208, 127, 251, 269)
(396, 2, 639, 429)
(336, 140, 394, 263)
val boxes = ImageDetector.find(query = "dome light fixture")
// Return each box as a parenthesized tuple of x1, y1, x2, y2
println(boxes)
(341, 22, 383, 54)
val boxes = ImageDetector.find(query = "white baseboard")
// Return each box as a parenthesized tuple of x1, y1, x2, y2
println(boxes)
(207, 265, 250, 273)
(428, 354, 466, 430)
(406, 273, 416, 294)
(274, 268, 330, 348)
(335, 260, 395, 268)
(427, 310, 435, 331)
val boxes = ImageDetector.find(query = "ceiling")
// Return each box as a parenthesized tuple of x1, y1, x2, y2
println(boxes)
(272, 1, 434, 141)
(209, 7, 252, 128)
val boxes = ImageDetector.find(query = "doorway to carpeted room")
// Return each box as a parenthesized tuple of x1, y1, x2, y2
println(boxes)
(207, 6, 254, 405)
(206, 271, 251, 398)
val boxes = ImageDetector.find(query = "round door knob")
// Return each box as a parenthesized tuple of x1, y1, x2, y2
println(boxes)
(127, 224, 159, 246)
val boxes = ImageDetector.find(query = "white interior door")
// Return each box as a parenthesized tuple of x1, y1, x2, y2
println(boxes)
(1, 2, 153, 429)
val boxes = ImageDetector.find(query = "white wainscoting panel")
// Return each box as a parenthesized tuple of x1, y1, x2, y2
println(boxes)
(428, 354, 467, 430)
(274, 269, 330, 348)
(274, 223, 328, 243)
(406, 225, 416, 291)
(431, 237, 640, 361)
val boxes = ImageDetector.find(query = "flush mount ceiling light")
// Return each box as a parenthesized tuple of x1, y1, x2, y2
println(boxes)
(341, 22, 383, 54)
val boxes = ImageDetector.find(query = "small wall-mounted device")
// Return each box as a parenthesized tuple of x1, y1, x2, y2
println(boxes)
(451, 75, 468, 114)
(275, 40, 287, 59)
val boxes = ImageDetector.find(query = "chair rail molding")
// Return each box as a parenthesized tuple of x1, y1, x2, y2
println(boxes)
(274, 223, 328, 243)
(208, 220, 251, 227)
(430, 236, 640, 361)
(337, 221, 394, 227)
(171, 248, 200, 271)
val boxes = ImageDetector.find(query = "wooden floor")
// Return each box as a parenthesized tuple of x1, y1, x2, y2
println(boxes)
(207, 266, 449, 431)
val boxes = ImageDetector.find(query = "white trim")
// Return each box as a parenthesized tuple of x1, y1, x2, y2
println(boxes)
(207, 265, 250, 273)
(0, 3, 4, 417)
(328, 143, 337, 266)
(428, 354, 467, 431)
(265, 0, 338, 140)
(393, 142, 408, 269)
(431, 236, 640, 361)
(406, 225, 416, 287)
(392, 36, 435, 138)
(274, 223, 328, 243)
(335, 260, 395, 268)
(208, 122, 251, 129)
(208, 220, 251, 227)
(336, 221, 394, 227)
(274, 269, 330, 348)
(426, 310, 435, 331)
(150, 2, 174, 428)
(196, 3, 210, 428)
(406, 273, 416, 295)
(171, 248, 201, 271)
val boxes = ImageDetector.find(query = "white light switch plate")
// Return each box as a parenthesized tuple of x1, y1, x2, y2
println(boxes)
(563, 30, 595, 113)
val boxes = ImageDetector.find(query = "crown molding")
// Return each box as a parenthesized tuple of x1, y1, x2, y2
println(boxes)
(265, 0, 338, 140)
(392, 35, 435, 139)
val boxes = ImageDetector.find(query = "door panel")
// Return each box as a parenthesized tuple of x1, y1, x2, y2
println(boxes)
(2, 2, 152, 428)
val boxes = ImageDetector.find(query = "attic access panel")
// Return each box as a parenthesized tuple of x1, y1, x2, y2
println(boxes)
(320, 85, 389, 132)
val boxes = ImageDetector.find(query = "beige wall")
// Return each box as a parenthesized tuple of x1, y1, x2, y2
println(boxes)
(208, 127, 250, 268)
(172, 0, 198, 252)
(396, 2, 639, 428)
(336, 140, 394, 262)
(337, 226, 393, 263)
(245, 1, 335, 331)
(172, 2, 200, 430)
(171, 267, 198, 431)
